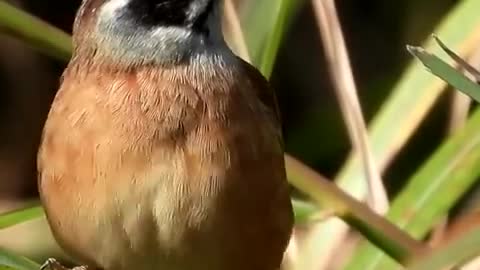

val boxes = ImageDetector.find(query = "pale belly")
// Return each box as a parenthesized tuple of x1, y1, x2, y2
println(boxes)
(40, 154, 289, 270)
(43, 165, 225, 270)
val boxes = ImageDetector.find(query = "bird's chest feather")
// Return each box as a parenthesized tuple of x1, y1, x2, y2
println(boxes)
(39, 66, 283, 270)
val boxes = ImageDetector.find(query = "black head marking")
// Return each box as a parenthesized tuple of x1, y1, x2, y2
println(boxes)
(191, 0, 214, 35)
(127, 0, 190, 27)
(90, 0, 227, 65)
(125, 0, 214, 35)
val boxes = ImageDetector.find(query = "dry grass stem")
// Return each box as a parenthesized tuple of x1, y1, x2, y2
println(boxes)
(222, 1, 304, 266)
(430, 49, 479, 247)
(450, 47, 480, 270)
(223, 0, 251, 62)
(308, 1, 389, 268)
(311, 0, 388, 213)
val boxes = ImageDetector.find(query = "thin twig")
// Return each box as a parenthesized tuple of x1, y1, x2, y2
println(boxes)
(311, 0, 388, 213)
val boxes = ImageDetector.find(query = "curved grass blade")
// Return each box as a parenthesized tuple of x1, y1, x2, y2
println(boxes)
(312, 0, 480, 266)
(336, 0, 480, 196)
(0, 0, 426, 265)
(0, 205, 44, 230)
(407, 45, 480, 101)
(285, 155, 426, 265)
(257, 0, 298, 77)
(344, 46, 480, 269)
(433, 35, 480, 82)
(0, 1, 71, 61)
(242, 0, 302, 74)
(291, 199, 318, 224)
(226, 1, 425, 263)
(0, 249, 39, 270)
(345, 107, 480, 270)
(407, 226, 480, 270)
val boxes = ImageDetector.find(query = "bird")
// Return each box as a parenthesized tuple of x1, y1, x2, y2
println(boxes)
(37, 0, 294, 270)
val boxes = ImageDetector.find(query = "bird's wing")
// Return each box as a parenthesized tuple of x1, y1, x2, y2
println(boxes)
(236, 57, 283, 129)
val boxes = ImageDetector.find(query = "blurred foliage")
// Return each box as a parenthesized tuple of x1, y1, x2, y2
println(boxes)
(3, 0, 480, 270)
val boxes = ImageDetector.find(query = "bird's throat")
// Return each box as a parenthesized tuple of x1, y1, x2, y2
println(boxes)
(88, 0, 227, 66)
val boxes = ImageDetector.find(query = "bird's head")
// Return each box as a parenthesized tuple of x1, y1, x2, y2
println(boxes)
(73, 0, 231, 66)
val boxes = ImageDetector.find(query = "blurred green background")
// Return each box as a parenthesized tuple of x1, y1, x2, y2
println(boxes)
(3, 0, 480, 269)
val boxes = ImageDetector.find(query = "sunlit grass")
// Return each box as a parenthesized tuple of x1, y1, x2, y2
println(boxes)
(1, 0, 480, 269)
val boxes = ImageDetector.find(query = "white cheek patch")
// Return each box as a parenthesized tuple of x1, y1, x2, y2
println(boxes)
(187, 0, 210, 21)
(187, 1, 205, 21)
(100, 0, 131, 20)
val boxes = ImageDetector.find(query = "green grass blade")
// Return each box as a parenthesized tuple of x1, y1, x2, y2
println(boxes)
(242, 0, 301, 74)
(0, 1, 426, 265)
(246, 1, 428, 262)
(305, 0, 480, 264)
(344, 37, 480, 270)
(0, 249, 39, 270)
(285, 156, 426, 265)
(334, 0, 480, 206)
(344, 108, 480, 269)
(407, 45, 480, 102)
(242, 0, 276, 62)
(407, 227, 480, 270)
(291, 199, 318, 224)
(433, 35, 480, 82)
(0, 205, 44, 230)
(0, 1, 72, 61)
(0, 0, 317, 226)
(256, 0, 297, 77)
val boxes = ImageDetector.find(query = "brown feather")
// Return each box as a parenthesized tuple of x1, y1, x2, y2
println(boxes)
(38, 52, 293, 270)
